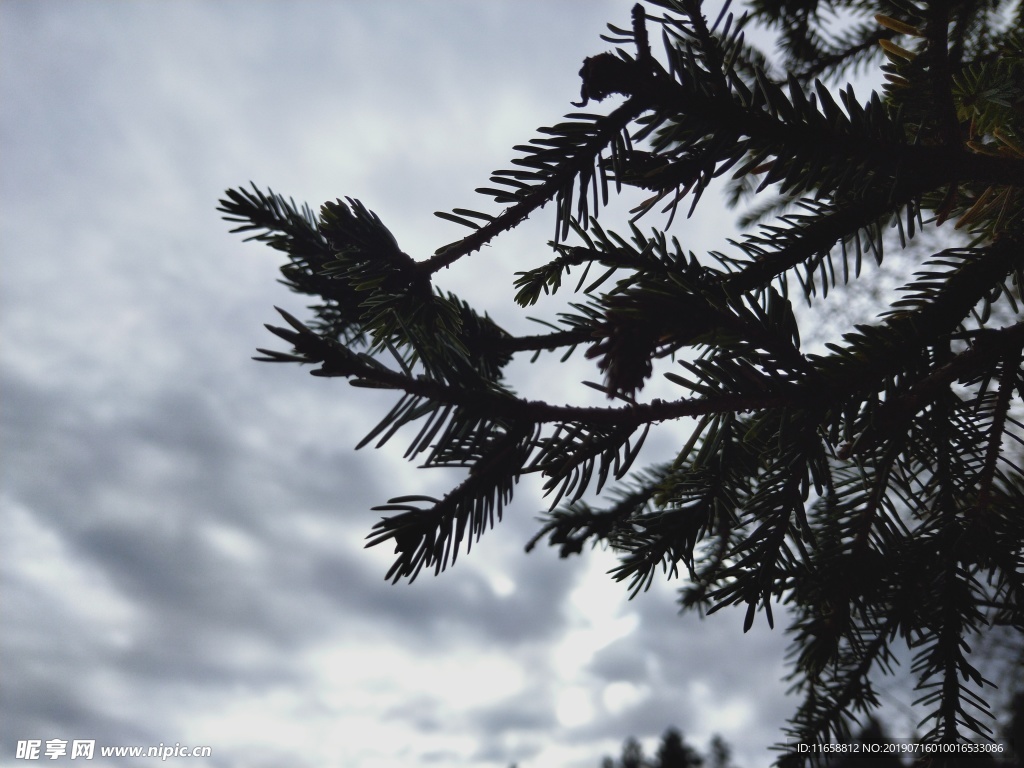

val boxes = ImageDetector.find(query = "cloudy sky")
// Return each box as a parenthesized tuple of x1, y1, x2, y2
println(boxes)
(0, 2, 932, 767)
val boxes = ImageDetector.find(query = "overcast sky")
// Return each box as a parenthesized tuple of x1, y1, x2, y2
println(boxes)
(0, 3, 933, 768)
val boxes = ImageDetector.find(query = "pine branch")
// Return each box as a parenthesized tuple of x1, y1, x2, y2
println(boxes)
(365, 423, 534, 583)
(263, 306, 803, 426)
(225, 0, 1024, 756)
(422, 98, 650, 272)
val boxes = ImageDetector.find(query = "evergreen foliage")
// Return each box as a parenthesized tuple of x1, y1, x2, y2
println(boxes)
(220, 0, 1024, 762)
(601, 728, 729, 768)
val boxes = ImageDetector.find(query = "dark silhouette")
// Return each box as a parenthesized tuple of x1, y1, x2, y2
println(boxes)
(221, 0, 1024, 761)
(602, 728, 729, 768)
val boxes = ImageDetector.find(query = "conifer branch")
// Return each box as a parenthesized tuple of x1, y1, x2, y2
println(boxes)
(225, 0, 1024, 756)
(421, 98, 650, 272)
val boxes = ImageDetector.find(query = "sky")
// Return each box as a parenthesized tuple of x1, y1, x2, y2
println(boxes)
(0, 3, 939, 768)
